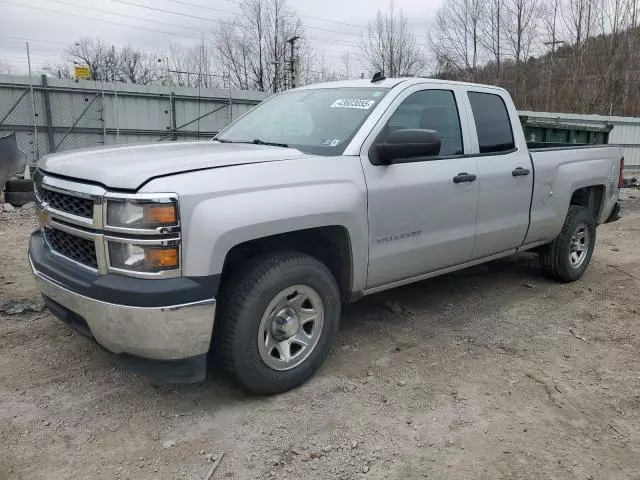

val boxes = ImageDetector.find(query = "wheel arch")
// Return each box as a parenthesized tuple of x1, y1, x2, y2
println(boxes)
(219, 226, 356, 303)
(569, 184, 606, 221)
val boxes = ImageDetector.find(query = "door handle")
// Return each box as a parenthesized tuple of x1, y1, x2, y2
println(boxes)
(512, 167, 531, 177)
(453, 173, 477, 183)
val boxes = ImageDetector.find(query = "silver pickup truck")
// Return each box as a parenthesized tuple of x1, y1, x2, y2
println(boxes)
(29, 77, 623, 394)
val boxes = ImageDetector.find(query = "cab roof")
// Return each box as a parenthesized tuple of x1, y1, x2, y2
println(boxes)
(295, 77, 508, 94)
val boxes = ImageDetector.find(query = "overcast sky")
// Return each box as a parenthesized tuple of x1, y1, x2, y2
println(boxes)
(0, 0, 442, 75)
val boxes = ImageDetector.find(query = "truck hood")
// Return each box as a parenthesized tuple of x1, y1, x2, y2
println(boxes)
(38, 141, 308, 190)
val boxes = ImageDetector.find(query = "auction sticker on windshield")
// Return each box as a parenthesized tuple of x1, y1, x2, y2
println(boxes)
(330, 99, 376, 109)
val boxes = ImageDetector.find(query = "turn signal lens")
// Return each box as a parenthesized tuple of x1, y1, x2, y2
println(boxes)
(145, 247, 179, 269)
(144, 205, 177, 225)
(108, 242, 180, 273)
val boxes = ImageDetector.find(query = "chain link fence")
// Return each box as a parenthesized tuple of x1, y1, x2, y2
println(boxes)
(0, 75, 269, 168)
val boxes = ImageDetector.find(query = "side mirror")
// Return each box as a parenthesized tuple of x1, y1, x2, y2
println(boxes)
(375, 129, 441, 165)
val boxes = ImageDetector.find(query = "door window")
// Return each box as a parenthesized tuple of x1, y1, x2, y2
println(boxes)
(467, 92, 515, 153)
(381, 89, 464, 157)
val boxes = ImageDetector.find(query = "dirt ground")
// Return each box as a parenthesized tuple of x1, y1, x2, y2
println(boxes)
(1, 191, 640, 480)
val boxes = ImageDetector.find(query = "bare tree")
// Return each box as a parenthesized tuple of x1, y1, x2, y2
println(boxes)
(214, 20, 252, 90)
(166, 40, 224, 88)
(42, 62, 73, 79)
(503, 0, 541, 102)
(481, 0, 504, 82)
(56, 38, 162, 84)
(541, 0, 564, 109)
(118, 46, 161, 85)
(431, 0, 485, 81)
(213, 0, 304, 92)
(340, 49, 356, 79)
(361, 1, 425, 77)
(623, 0, 638, 111)
(562, 0, 596, 47)
(65, 37, 110, 81)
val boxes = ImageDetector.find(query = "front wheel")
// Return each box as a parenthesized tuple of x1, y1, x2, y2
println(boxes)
(214, 252, 341, 395)
(540, 205, 596, 282)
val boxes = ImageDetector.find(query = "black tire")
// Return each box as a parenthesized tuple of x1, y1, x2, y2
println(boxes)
(4, 190, 35, 207)
(540, 205, 596, 282)
(5, 178, 33, 192)
(214, 252, 341, 395)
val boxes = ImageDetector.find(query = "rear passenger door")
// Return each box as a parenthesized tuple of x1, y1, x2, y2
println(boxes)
(466, 89, 534, 259)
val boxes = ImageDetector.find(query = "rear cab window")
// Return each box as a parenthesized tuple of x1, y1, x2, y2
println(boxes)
(467, 91, 515, 154)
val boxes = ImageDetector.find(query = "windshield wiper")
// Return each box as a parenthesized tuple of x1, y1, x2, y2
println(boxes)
(252, 138, 289, 148)
(217, 138, 290, 148)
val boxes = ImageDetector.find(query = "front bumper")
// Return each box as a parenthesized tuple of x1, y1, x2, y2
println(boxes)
(29, 230, 217, 383)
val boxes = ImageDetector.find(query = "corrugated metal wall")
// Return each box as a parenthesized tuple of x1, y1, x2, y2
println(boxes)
(520, 110, 640, 168)
(0, 75, 270, 166)
(4, 76, 640, 170)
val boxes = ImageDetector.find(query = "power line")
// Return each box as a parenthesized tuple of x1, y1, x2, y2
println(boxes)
(5, 0, 371, 51)
(165, 0, 366, 38)
(0, 45, 64, 54)
(4, 0, 428, 55)
(45, 0, 213, 34)
(216, 0, 430, 49)
(219, 0, 368, 30)
(0, 0, 204, 39)
(0, 36, 72, 46)
(112, 0, 371, 41)
(108, 0, 229, 24)
(1, 0, 430, 69)
(164, 0, 240, 16)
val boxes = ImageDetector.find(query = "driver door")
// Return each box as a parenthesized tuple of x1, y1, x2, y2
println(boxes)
(360, 85, 479, 290)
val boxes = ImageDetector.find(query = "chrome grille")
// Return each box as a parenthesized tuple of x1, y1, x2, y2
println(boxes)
(35, 183, 93, 219)
(44, 228, 98, 269)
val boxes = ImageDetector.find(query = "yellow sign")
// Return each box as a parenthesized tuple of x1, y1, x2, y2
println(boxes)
(74, 65, 91, 80)
(37, 207, 50, 228)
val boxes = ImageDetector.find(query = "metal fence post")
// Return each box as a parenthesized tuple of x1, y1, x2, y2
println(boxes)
(41, 75, 55, 154)
(170, 92, 177, 141)
(100, 81, 107, 146)
(227, 73, 233, 125)
(26, 41, 39, 168)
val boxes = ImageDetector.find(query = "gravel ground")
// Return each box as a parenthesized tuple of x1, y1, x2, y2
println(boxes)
(1, 192, 640, 480)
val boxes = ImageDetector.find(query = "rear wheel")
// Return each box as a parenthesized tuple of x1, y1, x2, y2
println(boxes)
(214, 252, 341, 395)
(540, 205, 596, 282)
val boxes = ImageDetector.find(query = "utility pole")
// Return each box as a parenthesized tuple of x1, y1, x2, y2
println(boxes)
(286, 36, 299, 89)
(112, 45, 120, 144)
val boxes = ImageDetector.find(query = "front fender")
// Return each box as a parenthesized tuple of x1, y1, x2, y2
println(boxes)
(142, 156, 369, 293)
(190, 182, 367, 286)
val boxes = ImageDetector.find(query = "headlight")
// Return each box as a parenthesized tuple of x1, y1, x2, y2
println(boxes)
(108, 242, 180, 273)
(106, 198, 178, 230)
(104, 194, 181, 278)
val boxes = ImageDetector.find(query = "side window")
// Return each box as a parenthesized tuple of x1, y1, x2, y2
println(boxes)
(383, 90, 464, 156)
(467, 92, 515, 153)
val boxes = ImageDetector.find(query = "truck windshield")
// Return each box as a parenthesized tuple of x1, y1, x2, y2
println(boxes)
(215, 87, 389, 155)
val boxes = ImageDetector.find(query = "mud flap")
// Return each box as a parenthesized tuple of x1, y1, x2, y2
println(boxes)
(605, 202, 621, 224)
